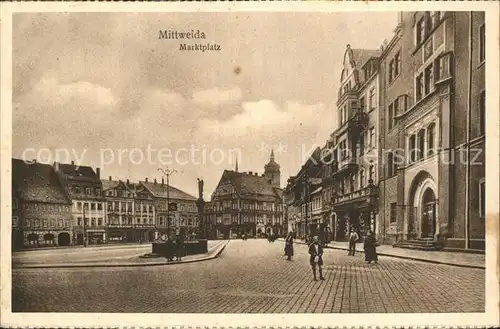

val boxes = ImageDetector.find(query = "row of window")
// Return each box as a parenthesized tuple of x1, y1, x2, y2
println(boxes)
(338, 166, 376, 195)
(71, 185, 101, 196)
(75, 202, 104, 211)
(106, 201, 154, 213)
(25, 219, 71, 228)
(21, 202, 71, 212)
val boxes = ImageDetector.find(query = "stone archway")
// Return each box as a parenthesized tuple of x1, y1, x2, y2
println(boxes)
(420, 188, 437, 238)
(58, 232, 71, 246)
(408, 171, 438, 239)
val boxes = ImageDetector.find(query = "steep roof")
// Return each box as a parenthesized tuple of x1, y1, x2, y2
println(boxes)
(101, 179, 121, 191)
(140, 181, 197, 201)
(12, 159, 71, 204)
(53, 162, 99, 182)
(350, 48, 381, 69)
(218, 170, 282, 201)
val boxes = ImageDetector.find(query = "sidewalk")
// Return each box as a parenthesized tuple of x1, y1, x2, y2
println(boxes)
(13, 240, 229, 269)
(278, 239, 485, 269)
(15, 241, 148, 252)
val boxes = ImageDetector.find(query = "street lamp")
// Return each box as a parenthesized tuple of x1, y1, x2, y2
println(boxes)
(158, 167, 180, 237)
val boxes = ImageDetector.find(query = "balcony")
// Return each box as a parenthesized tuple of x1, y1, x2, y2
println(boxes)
(347, 110, 369, 135)
(332, 156, 358, 177)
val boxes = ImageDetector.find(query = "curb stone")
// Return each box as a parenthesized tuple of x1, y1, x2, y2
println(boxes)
(13, 241, 229, 269)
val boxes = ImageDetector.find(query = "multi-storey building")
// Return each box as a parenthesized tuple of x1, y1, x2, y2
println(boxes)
(53, 161, 106, 245)
(379, 12, 485, 250)
(206, 151, 283, 239)
(12, 159, 73, 249)
(326, 45, 381, 240)
(284, 148, 323, 240)
(141, 178, 198, 237)
(102, 177, 157, 242)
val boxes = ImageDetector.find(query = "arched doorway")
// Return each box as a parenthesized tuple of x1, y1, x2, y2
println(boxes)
(421, 188, 437, 238)
(27, 233, 39, 245)
(58, 232, 71, 246)
(44, 233, 55, 245)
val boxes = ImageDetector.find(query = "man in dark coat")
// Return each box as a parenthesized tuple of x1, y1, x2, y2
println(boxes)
(284, 232, 294, 261)
(165, 236, 174, 262)
(363, 230, 378, 264)
(309, 236, 325, 281)
(175, 234, 185, 261)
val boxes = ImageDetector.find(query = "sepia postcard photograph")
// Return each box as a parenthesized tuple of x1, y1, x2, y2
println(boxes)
(1, 1, 499, 328)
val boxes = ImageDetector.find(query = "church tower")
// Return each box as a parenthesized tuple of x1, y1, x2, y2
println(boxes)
(264, 150, 281, 188)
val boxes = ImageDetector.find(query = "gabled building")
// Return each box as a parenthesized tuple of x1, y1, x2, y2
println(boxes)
(206, 151, 284, 239)
(140, 178, 198, 237)
(326, 45, 381, 241)
(12, 159, 73, 249)
(53, 161, 106, 245)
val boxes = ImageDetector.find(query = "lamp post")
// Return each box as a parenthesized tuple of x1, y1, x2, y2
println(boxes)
(158, 167, 179, 237)
(82, 206, 87, 247)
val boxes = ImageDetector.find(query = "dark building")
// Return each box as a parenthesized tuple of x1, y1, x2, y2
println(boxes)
(12, 159, 73, 249)
(206, 151, 284, 239)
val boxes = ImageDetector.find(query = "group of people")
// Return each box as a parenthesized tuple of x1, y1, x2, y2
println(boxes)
(284, 229, 378, 281)
(163, 234, 185, 262)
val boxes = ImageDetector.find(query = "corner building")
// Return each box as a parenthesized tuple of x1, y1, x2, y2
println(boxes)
(378, 12, 485, 250)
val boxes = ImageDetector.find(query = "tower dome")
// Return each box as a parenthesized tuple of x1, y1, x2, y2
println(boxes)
(264, 150, 280, 188)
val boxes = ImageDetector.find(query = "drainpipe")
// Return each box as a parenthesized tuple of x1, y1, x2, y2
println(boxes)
(465, 12, 473, 250)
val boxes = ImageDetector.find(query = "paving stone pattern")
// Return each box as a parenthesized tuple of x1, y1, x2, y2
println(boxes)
(12, 239, 484, 313)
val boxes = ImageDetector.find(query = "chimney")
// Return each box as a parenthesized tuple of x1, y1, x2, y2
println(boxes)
(154, 178, 157, 184)
(32, 159, 37, 164)
(109, 176, 112, 181)
(162, 177, 164, 185)
(71, 161, 75, 166)
(127, 179, 130, 185)
(145, 178, 148, 183)
(96, 168, 100, 179)
(249, 171, 253, 175)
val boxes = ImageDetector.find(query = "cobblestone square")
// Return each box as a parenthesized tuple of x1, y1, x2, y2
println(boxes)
(12, 239, 485, 313)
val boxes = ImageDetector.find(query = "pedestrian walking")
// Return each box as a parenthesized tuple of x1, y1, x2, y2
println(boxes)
(175, 234, 185, 261)
(363, 230, 378, 264)
(308, 236, 325, 281)
(348, 228, 359, 256)
(284, 232, 294, 261)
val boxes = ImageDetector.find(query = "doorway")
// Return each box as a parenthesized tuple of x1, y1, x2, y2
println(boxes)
(421, 188, 437, 238)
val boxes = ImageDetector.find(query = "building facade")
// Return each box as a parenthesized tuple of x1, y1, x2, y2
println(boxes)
(327, 45, 381, 241)
(378, 12, 485, 250)
(207, 152, 284, 239)
(54, 161, 106, 245)
(102, 177, 157, 243)
(141, 178, 198, 238)
(12, 159, 73, 249)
